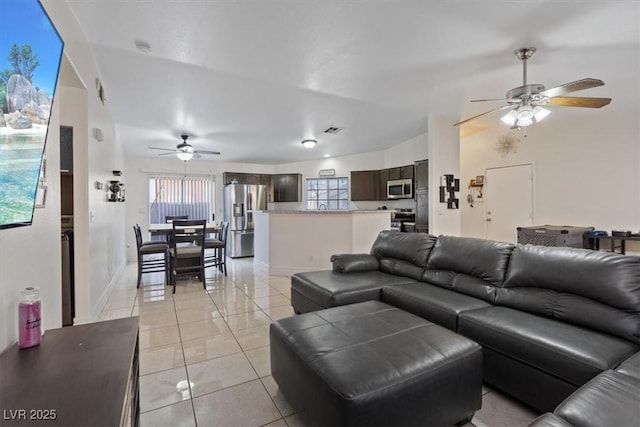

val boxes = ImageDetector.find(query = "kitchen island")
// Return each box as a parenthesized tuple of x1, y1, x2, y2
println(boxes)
(254, 210, 392, 276)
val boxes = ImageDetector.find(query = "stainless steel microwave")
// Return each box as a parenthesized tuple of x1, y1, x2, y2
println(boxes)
(387, 179, 413, 199)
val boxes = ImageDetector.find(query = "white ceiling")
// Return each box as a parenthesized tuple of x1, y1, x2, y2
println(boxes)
(66, 0, 639, 164)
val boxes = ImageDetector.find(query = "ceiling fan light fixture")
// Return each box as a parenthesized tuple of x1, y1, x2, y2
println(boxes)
(176, 151, 193, 161)
(500, 110, 518, 126)
(501, 105, 550, 128)
(532, 106, 551, 122)
(515, 105, 535, 127)
(301, 139, 317, 149)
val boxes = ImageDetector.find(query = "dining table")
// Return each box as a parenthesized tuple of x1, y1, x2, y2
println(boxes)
(148, 223, 219, 240)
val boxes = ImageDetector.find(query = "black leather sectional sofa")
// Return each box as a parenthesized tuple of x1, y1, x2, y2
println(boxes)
(291, 231, 640, 414)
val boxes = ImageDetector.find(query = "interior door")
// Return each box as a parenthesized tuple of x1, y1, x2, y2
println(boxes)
(485, 164, 533, 243)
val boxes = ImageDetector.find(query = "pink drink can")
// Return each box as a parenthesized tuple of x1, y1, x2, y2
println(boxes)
(19, 287, 41, 349)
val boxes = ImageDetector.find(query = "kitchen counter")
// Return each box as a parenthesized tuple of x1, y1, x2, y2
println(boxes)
(254, 210, 392, 276)
(262, 210, 392, 214)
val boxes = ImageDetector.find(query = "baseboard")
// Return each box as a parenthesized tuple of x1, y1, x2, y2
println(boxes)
(75, 260, 127, 325)
(253, 259, 311, 277)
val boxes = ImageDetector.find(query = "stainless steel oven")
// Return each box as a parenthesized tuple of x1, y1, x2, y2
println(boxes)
(387, 179, 413, 199)
(390, 209, 415, 232)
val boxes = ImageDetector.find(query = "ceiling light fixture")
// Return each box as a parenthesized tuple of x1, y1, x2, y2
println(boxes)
(501, 105, 550, 127)
(301, 139, 317, 149)
(324, 154, 330, 158)
(176, 145, 194, 161)
(134, 40, 152, 53)
(176, 151, 193, 161)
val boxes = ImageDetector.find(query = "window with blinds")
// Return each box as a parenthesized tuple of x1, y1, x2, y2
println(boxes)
(148, 175, 214, 223)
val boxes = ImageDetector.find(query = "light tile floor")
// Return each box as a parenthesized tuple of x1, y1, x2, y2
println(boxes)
(100, 258, 541, 427)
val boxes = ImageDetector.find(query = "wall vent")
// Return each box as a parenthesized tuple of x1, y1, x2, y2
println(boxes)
(323, 126, 342, 134)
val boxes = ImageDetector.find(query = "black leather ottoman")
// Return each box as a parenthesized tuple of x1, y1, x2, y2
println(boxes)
(270, 300, 482, 426)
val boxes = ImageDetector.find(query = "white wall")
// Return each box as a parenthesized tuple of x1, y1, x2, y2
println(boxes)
(460, 112, 640, 252)
(0, 97, 63, 351)
(428, 116, 461, 236)
(42, 1, 127, 323)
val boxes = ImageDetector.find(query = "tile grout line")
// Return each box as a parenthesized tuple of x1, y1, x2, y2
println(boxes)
(175, 280, 200, 427)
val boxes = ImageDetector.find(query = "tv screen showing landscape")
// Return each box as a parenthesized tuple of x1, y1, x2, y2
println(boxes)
(0, 0, 64, 229)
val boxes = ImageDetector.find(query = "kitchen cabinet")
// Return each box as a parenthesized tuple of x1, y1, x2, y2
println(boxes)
(223, 172, 269, 186)
(401, 165, 414, 179)
(273, 173, 301, 202)
(387, 165, 414, 181)
(378, 169, 389, 200)
(388, 167, 401, 181)
(415, 190, 429, 233)
(223, 172, 246, 185)
(414, 159, 429, 192)
(0, 317, 139, 427)
(351, 170, 380, 201)
(414, 159, 429, 233)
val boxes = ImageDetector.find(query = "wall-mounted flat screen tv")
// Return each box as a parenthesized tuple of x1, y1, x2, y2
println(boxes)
(0, 0, 64, 229)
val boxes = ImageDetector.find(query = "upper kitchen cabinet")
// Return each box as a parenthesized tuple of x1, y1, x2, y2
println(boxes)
(378, 169, 389, 200)
(414, 159, 428, 191)
(223, 172, 269, 186)
(273, 173, 301, 202)
(387, 165, 414, 181)
(351, 170, 380, 201)
(401, 165, 414, 179)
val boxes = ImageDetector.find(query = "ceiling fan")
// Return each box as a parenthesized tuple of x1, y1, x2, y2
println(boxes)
(148, 134, 221, 161)
(454, 47, 611, 128)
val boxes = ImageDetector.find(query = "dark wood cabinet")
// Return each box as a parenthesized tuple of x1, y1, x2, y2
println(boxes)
(388, 167, 401, 181)
(387, 165, 414, 180)
(0, 317, 139, 426)
(378, 169, 389, 200)
(414, 159, 429, 233)
(414, 159, 429, 192)
(224, 172, 300, 203)
(401, 165, 414, 179)
(415, 190, 429, 233)
(273, 173, 301, 202)
(243, 174, 262, 185)
(223, 172, 270, 186)
(351, 170, 380, 201)
(223, 172, 245, 185)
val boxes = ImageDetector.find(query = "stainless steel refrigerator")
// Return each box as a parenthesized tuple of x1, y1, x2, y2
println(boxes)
(224, 184, 267, 258)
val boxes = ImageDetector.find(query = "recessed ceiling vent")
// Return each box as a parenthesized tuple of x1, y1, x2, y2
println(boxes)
(323, 126, 342, 134)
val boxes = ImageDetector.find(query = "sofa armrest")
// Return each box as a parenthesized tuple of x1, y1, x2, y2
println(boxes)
(527, 413, 574, 427)
(330, 254, 379, 273)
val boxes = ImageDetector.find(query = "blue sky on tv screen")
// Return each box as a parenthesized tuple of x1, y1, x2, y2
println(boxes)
(0, 0, 63, 96)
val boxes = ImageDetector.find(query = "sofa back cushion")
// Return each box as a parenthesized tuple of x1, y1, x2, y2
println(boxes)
(422, 236, 514, 302)
(500, 244, 640, 344)
(370, 231, 437, 280)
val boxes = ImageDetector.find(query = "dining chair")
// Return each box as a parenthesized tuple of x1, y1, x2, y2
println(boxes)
(133, 224, 169, 287)
(169, 219, 206, 293)
(165, 215, 188, 223)
(204, 221, 229, 276)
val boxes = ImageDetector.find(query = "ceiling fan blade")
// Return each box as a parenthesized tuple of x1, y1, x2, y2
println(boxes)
(539, 78, 605, 98)
(148, 147, 175, 152)
(193, 153, 202, 159)
(193, 150, 221, 155)
(548, 96, 612, 108)
(158, 152, 176, 156)
(453, 105, 513, 126)
(471, 98, 507, 102)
